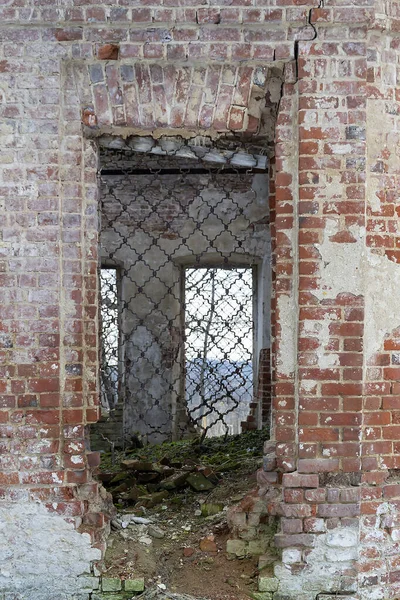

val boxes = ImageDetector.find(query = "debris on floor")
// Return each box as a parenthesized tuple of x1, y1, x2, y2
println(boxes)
(95, 430, 277, 600)
(98, 429, 268, 509)
(138, 590, 210, 600)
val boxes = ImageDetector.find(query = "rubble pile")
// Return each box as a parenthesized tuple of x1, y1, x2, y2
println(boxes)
(96, 430, 275, 600)
(98, 429, 267, 511)
(100, 458, 222, 509)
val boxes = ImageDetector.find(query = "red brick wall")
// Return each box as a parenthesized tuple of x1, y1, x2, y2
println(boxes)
(1, 0, 400, 597)
(0, 2, 309, 582)
(242, 348, 272, 431)
(270, 71, 299, 474)
(264, 4, 400, 599)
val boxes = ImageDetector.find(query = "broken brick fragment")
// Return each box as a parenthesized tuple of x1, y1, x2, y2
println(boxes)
(199, 536, 217, 553)
(82, 107, 97, 128)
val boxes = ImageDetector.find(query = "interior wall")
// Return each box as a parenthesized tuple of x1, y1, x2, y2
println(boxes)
(99, 148, 271, 443)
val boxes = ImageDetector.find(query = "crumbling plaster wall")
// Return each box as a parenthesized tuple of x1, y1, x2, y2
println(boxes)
(1, 1, 400, 598)
(0, 503, 101, 600)
(0, 1, 301, 595)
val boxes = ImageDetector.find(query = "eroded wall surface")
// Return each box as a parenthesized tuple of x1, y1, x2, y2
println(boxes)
(259, 4, 400, 600)
(0, 0, 399, 598)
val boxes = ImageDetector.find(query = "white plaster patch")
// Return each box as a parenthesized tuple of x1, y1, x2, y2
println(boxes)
(314, 219, 364, 301)
(317, 173, 344, 202)
(276, 294, 296, 376)
(301, 320, 321, 336)
(390, 529, 400, 541)
(326, 528, 358, 547)
(361, 589, 385, 600)
(275, 525, 359, 597)
(330, 143, 354, 155)
(0, 502, 100, 599)
(364, 250, 400, 359)
(301, 110, 318, 130)
(301, 380, 316, 392)
(313, 219, 400, 361)
(367, 176, 382, 213)
(282, 548, 302, 564)
(316, 315, 339, 368)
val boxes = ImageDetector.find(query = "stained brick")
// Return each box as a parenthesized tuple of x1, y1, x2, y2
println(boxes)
(1, 5, 400, 599)
(282, 473, 319, 488)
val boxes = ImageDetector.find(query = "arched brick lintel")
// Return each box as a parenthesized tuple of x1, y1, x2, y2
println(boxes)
(77, 62, 290, 137)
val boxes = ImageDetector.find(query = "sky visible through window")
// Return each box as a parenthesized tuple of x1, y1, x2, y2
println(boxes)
(184, 267, 253, 362)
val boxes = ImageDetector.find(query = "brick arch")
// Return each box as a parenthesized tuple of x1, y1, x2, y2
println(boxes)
(77, 62, 285, 137)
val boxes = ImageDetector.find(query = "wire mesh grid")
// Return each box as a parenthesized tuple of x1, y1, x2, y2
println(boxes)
(185, 267, 253, 437)
(99, 136, 269, 443)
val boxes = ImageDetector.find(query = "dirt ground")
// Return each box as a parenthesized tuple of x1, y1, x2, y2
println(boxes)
(100, 453, 264, 600)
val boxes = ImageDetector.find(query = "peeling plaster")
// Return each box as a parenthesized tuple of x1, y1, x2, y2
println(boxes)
(317, 315, 339, 368)
(276, 225, 297, 378)
(301, 380, 317, 393)
(0, 502, 100, 599)
(313, 219, 400, 360)
(277, 293, 296, 376)
(314, 219, 364, 300)
(317, 173, 344, 203)
(364, 252, 400, 359)
(275, 525, 359, 600)
(367, 176, 382, 213)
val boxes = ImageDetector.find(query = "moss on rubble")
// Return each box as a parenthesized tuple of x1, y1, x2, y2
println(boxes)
(99, 428, 269, 473)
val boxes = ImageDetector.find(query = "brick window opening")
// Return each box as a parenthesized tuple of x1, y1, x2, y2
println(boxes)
(100, 267, 119, 413)
(185, 267, 254, 437)
(92, 135, 271, 449)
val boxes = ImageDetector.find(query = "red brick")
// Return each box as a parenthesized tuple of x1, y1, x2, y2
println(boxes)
(318, 504, 360, 518)
(274, 534, 315, 548)
(28, 379, 59, 393)
(282, 473, 319, 488)
(284, 489, 305, 504)
(383, 485, 400, 499)
(63, 410, 83, 425)
(97, 44, 119, 60)
(299, 428, 339, 442)
(305, 488, 326, 503)
(298, 459, 340, 473)
(66, 470, 88, 484)
(281, 518, 303, 534)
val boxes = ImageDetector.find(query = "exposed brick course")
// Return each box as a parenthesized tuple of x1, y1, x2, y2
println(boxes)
(1, 0, 400, 598)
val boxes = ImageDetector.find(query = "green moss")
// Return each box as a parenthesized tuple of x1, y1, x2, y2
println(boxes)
(109, 472, 131, 485)
(102, 577, 122, 592)
(124, 578, 145, 592)
(99, 428, 269, 473)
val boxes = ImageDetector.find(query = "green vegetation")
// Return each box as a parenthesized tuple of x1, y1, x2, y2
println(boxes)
(99, 428, 268, 473)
